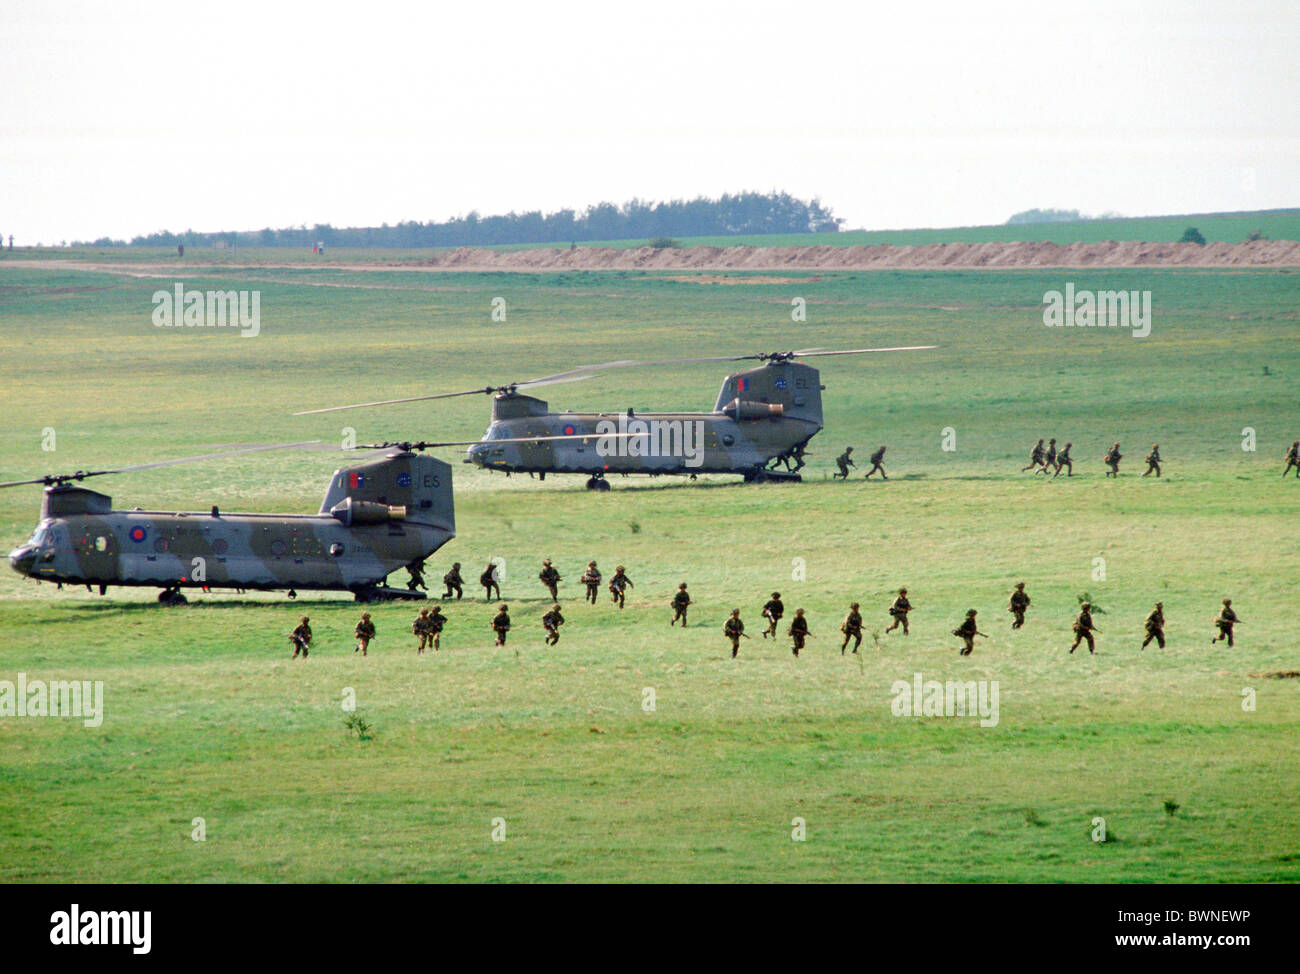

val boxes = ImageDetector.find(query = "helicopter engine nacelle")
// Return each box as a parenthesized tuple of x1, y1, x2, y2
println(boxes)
(328, 498, 406, 526)
(723, 399, 784, 421)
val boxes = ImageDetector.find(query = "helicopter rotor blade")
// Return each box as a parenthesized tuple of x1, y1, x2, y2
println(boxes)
(292, 345, 939, 417)
(785, 345, 937, 357)
(0, 441, 323, 489)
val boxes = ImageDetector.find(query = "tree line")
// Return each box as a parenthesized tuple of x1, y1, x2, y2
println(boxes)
(87, 192, 844, 249)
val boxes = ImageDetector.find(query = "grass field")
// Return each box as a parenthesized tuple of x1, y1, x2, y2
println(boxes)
(1, 261, 1298, 882)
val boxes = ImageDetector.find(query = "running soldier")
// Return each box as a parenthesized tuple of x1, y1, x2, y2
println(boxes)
(864, 445, 888, 480)
(953, 609, 985, 656)
(834, 447, 856, 480)
(426, 605, 446, 651)
(1070, 602, 1100, 654)
(491, 604, 511, 647)
(788, 609, 811, 657)
(1211, 598, 1239, 646)
(885, 587, 911, 635)
(539, 559, 562, 600)
(1053, 441, 1073, 477)
(1143, 443, 1162, 477)
(1103, 442, 1123, 477)
(580, 561, 602, 604)
(723, 609, 747, 658)
(406, 558, 428, 593)
(1038, 438, 1057, 474)
(480, 561, 501, 601)
(609, 565, 633, 608)
(1142, 601, 1165, 649)
(670, 583, 692, 626)
(442, 562, 464, 600)
(840, 602, 864, 654)
(1022, 439, 1046, 472)
(1008, 582, 1030, 629)
(542, 603, 564, 645)
(762, 592, 785, 639)
(354, 612, 375, 656)
(1283, 441, 1299, 478)
(412, 607, 432, 654)
(290, 615, 312, 659)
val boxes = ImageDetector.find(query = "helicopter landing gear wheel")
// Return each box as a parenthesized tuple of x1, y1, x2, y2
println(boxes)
(158, 587, 188, 606)
(287, 589, 298, 600)
(585, 476, 611, 492)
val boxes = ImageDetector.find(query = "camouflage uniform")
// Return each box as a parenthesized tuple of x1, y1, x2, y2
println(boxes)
(1283, 441, 1299, 478)
(609, 566, 633, 608)
(427, 605, 445, 650)
(723, 610, 745, 658)
(413, 608, 432, 654)
(1008, 583, 1030, 629)
(290, 616, 312, 659)
(580, 561, 602, 604)
(788, 609, 810, 657)
(834, 448, 856, 480)
(1070, 603, 1099, 654)
(539, 559, 562, 600)
(1104, 443, 1122, 477)
(1142, 602, 1165, 649)
(491, 605, 511, 646)
(762, 593, 785, 639)
(406, 558, 427, 592)
(1143, 444, 1161, 477)
(885, 588, 911, 635)
(1211, 599, 1239, 647)
(442, 562, 464, 600)
(542, 604, 565, 645)
(480, 563, 501, 601)
(1022, 439, 1046, 472)
(354, 612, 375, 656)
(1053, 442, 1073, 478)
(953, 609, 983, 656)
(864, 446, 888, 480)
(1039, 439, 1057, 474)
(840, 603, 863, 654)
(671, 583, 692, 626)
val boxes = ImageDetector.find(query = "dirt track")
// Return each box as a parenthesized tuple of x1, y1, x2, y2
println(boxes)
(421, 238, 1300, 270)
(5, 238, 1299, 278)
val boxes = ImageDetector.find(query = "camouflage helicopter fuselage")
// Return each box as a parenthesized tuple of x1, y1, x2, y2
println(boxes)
(6, 451, 454, 602)
(465, 360, 824, 483)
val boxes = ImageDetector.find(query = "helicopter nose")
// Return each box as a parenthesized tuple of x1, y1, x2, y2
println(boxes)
(464, 444, 486, 466)
(8, 545, 36, 576)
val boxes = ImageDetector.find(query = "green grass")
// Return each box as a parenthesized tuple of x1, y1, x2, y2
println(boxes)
(1, 261, 1298, 882)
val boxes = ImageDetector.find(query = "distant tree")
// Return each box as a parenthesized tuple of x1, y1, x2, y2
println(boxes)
(1006, 208, 1086, 225)
(1179, 226, 1207, 245)
(647, 237, 681, 249)
(1246, 229, 1267, 242)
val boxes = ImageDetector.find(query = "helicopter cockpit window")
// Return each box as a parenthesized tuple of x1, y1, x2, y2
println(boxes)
(29, 526, 49, 547)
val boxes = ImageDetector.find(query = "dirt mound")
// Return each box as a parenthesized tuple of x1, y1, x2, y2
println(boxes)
(417, 238, 1300, 271)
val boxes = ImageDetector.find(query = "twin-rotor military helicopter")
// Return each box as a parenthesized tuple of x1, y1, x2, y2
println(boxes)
(294, 345, 934, 489)
(5, 345, 931, 603)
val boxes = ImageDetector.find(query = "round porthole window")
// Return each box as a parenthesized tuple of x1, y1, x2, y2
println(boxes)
(154, 537, 169, 553)
(212, 538, 228, 555)
(270, 539, 287, 557)
(94, 536, 108, 552)
(722, 434, 735, 446)
(329, 543, 344, 557)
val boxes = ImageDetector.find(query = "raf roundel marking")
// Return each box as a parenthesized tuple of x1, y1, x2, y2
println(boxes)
(129, 525, 147, 543)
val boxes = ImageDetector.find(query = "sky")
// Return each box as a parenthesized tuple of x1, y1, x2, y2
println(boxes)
(1, 0, 1296, 243)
